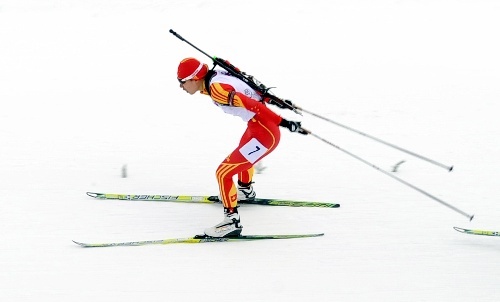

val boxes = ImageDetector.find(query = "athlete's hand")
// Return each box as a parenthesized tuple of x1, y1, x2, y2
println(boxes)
(279, 119, 308, 135)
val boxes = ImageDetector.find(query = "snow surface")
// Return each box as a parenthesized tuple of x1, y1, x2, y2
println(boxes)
(1, 0, 500, 301)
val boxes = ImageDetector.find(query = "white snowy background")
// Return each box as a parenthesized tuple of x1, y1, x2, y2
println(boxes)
(1, 0, 499, 301)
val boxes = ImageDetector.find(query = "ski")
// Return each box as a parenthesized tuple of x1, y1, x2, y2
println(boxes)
(453, 227, 500, 237)
(86, 192, 339, 208)
(73, 233, 324, 248)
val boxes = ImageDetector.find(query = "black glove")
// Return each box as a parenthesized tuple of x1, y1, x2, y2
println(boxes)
(269, 98, 295, 110)
(279, 119, 308, 135)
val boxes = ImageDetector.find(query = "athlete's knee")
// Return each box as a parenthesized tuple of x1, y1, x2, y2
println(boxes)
(215, 163, 234, 182)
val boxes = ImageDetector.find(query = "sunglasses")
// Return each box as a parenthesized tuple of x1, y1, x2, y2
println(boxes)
(178, 78, 187, 84)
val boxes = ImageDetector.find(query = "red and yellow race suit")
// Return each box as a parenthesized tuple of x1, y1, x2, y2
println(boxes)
(201, 70, 283, 209)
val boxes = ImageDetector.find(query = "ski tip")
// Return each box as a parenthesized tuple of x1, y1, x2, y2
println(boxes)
(86, 192, 97, 198)
(307, 233, 324, 237)
(72, 240, 86, 246)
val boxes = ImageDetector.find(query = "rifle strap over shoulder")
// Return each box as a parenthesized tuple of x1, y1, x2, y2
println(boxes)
(204, 69, 216, 96)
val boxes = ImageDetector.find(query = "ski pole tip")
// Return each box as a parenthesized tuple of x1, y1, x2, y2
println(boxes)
(469, 214, 475, 221)
(449, 165, 454, 172)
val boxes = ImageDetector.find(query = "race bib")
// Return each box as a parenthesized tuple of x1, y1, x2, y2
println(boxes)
(239, 138, 268, 164)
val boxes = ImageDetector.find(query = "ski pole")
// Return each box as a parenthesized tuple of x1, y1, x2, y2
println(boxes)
(300, 127, 473, 221)
(296, 106, 454, 172)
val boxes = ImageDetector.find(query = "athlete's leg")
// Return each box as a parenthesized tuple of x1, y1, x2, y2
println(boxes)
(216, 120, 280, 208)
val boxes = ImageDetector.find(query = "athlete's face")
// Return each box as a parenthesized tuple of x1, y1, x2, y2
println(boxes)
(179, 79, 199, 95)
